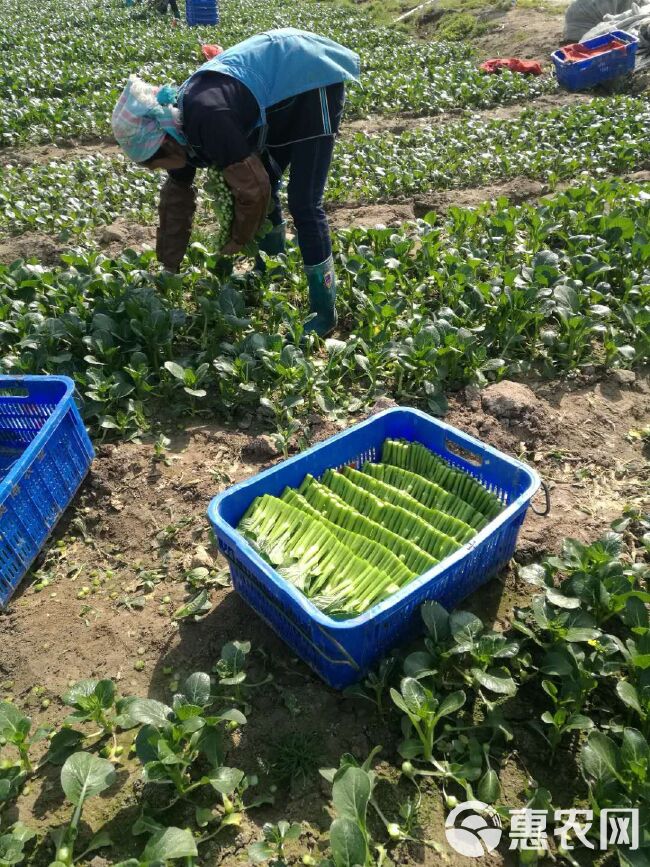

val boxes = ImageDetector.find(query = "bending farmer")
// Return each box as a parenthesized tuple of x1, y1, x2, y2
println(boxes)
(111, 27, 360, 337)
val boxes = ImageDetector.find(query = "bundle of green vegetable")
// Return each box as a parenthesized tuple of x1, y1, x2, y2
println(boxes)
(204, 168, 235, 252)
(204, 167, 273, 255)
(238, 438, 504, 617)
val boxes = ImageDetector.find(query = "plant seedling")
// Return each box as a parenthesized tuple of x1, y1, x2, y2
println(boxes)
(47, 680, 138, 765)
(0, 822, 36, 867)
(129, 672, 246, 806)
(390, 678, 466, 763)
(0, 702, 48, 774)
(48, 751, 115, 867)
(248, 821, 303, 864)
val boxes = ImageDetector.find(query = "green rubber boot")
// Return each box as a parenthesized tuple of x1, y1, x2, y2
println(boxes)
(254, 222, 286, 273)
(304, 255, 337, 338)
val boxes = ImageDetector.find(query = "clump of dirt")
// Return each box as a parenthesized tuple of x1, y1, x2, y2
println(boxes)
(96, 219, 156, 257)
(480, 379, 551, 442)
(0, 232, 68, 266)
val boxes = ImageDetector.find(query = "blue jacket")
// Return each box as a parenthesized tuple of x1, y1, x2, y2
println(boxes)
(179, 28, 360, 128)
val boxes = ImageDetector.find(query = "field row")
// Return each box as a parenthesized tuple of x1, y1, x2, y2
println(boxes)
(2, 96, 649, 240)
(0, 0, 553, 147)
(0, 178, 647, 439)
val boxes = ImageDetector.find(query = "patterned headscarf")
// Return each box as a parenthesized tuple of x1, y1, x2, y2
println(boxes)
(111, 75, 187, 163)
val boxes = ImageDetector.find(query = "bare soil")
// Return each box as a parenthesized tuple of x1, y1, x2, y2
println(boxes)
(0, 221, 157, 266)
(474, 7, 565, 62)
(343, 90, 590, 138)
(2, 373, 647, 865)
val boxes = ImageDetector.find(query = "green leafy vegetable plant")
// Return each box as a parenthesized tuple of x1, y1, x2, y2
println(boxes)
(48, 751, 115, 867)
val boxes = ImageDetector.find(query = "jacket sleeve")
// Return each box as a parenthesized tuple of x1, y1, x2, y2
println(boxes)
(156, 176, 197, 273)
(222, 154, 271, 247)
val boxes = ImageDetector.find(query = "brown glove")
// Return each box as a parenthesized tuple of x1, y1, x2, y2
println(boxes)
(222, 154, 271, 253)
(156, 176, 197, 273)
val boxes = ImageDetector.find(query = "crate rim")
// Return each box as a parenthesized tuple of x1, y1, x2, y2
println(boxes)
(208, 406, 541, 630)
(551, 29, 638, 67)
(0, 374, 76, 502)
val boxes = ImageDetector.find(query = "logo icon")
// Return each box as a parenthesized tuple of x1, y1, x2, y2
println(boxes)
(445, 800, 503, 858)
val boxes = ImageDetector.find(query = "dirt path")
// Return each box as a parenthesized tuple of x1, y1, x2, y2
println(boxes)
(343, 90, 591, 138)
(326, 169, 650, 229)
(1, 373, 647, 864)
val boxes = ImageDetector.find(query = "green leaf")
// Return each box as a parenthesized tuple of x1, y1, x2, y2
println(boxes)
(127, 699, 172, 728)
(174, 589, 209, 620)
(182, 672, 211, 707)
(450, 610, 483, 644)
(436, 690, 466, 718)
(564, 628, 602, 643)
(248, 841, 274, 863)
(540, 649, 575, 677)
(62, 680, 99, 707)
(546, 588, 581, 609)
(82, 829, 112, 855)
(0, 703, 30, 742)
(163, 361, 186, 382)
(329, 818, 368, 867)
(142, 827, 198, 862)
(398, 739, 424, 760)
(60, 752, 115, 807)
(284, 823, 302, 841)
(471, 667, 517, 696)
(616, 681, 643, 716)
(620, 727, 649, 772)
(94, 680, 116, 710)
(421, 600, 450, 642)
(564, 714, 594, 732)
(332, 767, 371, 824)
(390, 687, 409, 715)
(46, 729, 85, 765)
(477, 768, 501, 804)
(208, 766, 245, 795)
(132, 814, 165, 837)
(400, 678, 428, 716)
(403, 651, 435, 678)
(518, 563, 549, 587)
(581, 731, 620, 784)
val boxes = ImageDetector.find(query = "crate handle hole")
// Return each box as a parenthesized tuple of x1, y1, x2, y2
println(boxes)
(0, 387, 29, 398)
(445, 438, 484, 467)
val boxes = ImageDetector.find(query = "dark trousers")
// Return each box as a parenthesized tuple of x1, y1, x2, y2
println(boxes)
(261, 138, 335, 267)
(260, 83, 345, 268)
(158, 0, 180, 17)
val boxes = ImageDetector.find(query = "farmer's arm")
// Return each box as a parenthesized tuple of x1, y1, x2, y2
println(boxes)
(190, 110, 270, 254)
(157, 166, 197, 273)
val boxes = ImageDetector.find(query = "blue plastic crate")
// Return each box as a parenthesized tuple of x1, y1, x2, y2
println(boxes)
(186, 0, 219, 26)
(208, 407, 541, 689)
(552, 30, 638, 91)
(0, 376, 94, 606)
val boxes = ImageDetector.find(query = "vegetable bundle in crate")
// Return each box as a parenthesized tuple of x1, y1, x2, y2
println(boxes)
(239, 440, 503, 618)
(209, 408, 540, 688)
